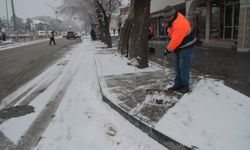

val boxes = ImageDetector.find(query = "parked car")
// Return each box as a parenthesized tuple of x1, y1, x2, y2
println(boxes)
(74, 32, 82, 39)
(0, 32, 2, 41)
(0, 32, 7, 41)
(66, 31, 76, 39)
(61, 31, 67, 38)
(38, 31, 46, 38)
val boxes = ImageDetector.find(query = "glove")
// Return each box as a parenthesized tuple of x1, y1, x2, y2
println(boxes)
(164, 49, 171, 56)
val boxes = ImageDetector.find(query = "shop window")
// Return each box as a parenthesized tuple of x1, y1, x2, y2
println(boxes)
(233, 27, 238, 39)
(223, 0, 239, 39)
(199, 8, 206, 39)
(225, 5, 233, 26)
(234, 3, 239, 26)
(159, 17, 166, 36)
(210, 6, 220, 39)
(224, 27, 232, 39)
(149, 18, 157, 37)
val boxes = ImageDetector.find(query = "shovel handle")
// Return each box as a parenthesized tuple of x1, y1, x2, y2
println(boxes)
(163, 56, 166, 72)
(160, 56, 167, 90)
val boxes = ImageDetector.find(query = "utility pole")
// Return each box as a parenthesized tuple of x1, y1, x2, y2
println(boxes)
(5, 0, 10, 30)
(11, 0, 17, 31)
(55, 10, 58, 20)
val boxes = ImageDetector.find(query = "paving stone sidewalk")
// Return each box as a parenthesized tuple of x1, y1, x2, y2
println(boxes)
(95, 48, 200, 150)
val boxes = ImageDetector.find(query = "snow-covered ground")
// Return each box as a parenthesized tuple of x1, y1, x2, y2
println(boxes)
(0, 39, 48, 51)
(0, 37, 250, 150)
(0, 37, 61, 51)
(156, 78, 250, 150)
(95, 46, 250, 150)
(0, 39, 166, 150)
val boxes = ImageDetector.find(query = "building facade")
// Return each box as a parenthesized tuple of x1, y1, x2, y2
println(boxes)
(150, 0, 250, 52)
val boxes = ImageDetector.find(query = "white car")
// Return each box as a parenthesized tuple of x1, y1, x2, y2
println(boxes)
(61, 31, 67, 38)
(38, 31, 46, 37)
(0, 32, 2, 40)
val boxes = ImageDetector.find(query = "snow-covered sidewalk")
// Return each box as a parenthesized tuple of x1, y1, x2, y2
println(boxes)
(35, 40, 166, 150)
(0, 38, 166, 150)
(95, 42, 250, 150)
(1, 37, 250, 150)
(156, 78, 250, 150)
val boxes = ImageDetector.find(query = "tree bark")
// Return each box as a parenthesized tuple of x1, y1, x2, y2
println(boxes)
(118, 0, 135, 56)
(95, 0, 112, 48)
(130, 0, 150, 68)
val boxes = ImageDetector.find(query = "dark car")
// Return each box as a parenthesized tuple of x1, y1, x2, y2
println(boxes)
(0, 32, 7, 41)
(66, 31, 76, 39)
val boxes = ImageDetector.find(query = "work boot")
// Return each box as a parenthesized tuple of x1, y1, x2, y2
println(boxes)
(166, 85, 182, 96)
(177, 85, 190, 94)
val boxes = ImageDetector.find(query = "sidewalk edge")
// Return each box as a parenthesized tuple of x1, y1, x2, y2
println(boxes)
(102, 94, 193, 150)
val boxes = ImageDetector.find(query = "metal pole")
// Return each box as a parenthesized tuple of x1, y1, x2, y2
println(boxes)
(205, 0, 211, 42)
(5, 0, 10, 30)
(11, 0, 17, 31)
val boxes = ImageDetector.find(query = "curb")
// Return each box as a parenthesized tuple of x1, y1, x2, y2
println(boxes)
(94, 52, 197, 150)
(102, 95, 196, 150)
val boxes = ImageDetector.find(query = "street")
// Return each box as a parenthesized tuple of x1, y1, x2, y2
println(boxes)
(0, 38, 81, 102)
(0, 39, 166, 150)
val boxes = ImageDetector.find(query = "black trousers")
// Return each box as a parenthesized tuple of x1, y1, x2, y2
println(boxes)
(49, 37, 56, 45)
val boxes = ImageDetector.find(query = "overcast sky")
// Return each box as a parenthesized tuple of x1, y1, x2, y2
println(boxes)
(0, 0, 130, 20)
(0, 0, 62, 20)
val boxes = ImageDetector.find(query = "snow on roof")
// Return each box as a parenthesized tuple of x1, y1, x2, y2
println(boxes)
(32, 19, 47, 24)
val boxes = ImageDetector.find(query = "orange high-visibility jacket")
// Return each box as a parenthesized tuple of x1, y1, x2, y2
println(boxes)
(166, 12, 196, 52)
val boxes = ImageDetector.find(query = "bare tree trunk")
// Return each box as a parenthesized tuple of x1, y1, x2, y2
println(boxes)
(95, 0, 112, 48)
(118, 0, 135, 56)
(103, 15, 112, 48)
(98, 26, 105, 42)
(130, 0, 150, 68)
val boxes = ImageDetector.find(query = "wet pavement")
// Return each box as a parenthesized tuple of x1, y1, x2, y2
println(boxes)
(0, 38, 81, 102)
(149, 41, 250, 97)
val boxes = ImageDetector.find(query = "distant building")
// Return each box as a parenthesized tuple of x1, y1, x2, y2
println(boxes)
(117, 4, 130, 35)
(110, 14, 119, 33)
(118, 4, 130, 24)
(30, 19, 48, 31)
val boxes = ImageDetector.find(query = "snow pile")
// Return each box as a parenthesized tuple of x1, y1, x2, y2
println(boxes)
(156, 78, 250, 150)
(95, 53, 162, 76)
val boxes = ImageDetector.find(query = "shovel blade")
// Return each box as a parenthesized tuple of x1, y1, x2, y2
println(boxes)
(145, 89, 176, 106)
(146, 89, 172, 96)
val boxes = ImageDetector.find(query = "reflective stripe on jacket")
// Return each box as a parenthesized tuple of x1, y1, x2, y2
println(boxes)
(166, 12, 196, 52)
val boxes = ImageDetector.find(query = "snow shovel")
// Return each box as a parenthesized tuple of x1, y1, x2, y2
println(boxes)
(145, 56, 171, 105)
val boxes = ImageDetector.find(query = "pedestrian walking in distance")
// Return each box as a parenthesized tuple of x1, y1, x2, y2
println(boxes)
(163, 6, 196, 94)
(49, 31, 56, 45)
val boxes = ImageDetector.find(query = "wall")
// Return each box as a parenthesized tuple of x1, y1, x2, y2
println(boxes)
(238, 0, 250, 51)
(150, 0, 184, 13)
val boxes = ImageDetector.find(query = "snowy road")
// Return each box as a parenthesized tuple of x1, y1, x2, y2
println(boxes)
(0, 38, 81, 101)
(0, 39, 166, 150)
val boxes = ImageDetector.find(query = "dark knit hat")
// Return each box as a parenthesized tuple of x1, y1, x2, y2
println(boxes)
(163, 6, 176, 18)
